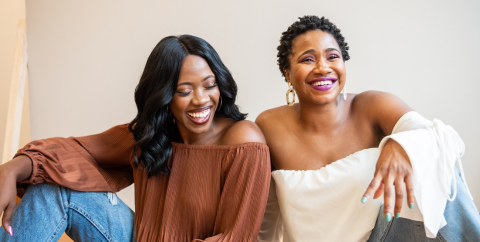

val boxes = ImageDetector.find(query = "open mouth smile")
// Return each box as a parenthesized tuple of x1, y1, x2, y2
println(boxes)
(186, 106, 212, 125)
(308, 77, 337, 91)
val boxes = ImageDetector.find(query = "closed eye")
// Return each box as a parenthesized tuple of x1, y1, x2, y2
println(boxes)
(205, 83, 217, 89)
(178, 91, 191, 96)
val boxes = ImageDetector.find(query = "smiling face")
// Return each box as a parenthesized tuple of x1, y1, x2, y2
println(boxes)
(169, 55, 220, 135)
(285, 29, 346, 105)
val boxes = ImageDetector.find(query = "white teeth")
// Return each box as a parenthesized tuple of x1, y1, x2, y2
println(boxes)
(188, 109, 210, 118)
(312, 80, 333, 86)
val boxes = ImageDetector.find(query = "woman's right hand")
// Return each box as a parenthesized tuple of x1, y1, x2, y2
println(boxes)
(0, 155, 33, 235)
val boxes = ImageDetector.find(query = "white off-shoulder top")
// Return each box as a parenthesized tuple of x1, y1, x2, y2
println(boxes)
(258, 112, 471, 242)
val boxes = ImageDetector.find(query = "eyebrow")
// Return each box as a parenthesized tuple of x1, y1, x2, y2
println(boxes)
(177, 75, 214, 86)
(297, 49, 316, 60)
(296, 48, 341, 60)
(203, 75, 214, 81)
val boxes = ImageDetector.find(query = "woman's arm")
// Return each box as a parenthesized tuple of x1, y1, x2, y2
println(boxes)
(14, 124, 135, 191)
(357, 91, 467, 237)
(0, 156, 32, 235)
(355, 91, 415, 220)
(0, 124, 135, 233)
(194, 121, 271, 242)
(374, 111, 466, 237)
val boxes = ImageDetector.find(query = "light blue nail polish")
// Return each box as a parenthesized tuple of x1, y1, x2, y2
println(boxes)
(409, 203, 414, 209)
(385, 212, 392, 222)
(395, 212, 400, 218)
(361, 196, 368, 203)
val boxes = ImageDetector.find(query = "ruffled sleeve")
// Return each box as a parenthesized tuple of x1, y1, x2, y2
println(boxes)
(15, 124, 135, 193)
(378, 111, 471, 237)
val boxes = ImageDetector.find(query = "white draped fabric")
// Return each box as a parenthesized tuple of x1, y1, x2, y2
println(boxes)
(258, 112, 471, 242)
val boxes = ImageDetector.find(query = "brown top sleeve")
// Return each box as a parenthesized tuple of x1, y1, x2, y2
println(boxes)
(194, 144, 271, 242)
(15, 124, 135, 193)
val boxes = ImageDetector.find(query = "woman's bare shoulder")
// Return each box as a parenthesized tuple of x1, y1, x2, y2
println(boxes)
(220, 119, 266, 145)
(352, 91, 408, 109)
(255, 105, 293, 128)
(352, 90, 413, 134)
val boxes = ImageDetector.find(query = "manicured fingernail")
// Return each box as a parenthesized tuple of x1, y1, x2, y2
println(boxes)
(385, 212, 392, 222)
(7, 226, 13, 237)
(409, 203, 414, 209)
(361, 196, 368, 203)
(395, 212, 400, 218)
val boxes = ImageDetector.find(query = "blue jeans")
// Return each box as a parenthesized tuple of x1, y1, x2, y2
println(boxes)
(369, 168, 480, 242)
(1, 170, 479, 242)
(0, 183, 135, 242)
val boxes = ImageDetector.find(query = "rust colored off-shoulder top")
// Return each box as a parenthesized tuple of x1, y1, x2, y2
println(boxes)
(14, 124, 271, 242)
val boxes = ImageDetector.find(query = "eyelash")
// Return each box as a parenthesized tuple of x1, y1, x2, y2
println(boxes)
(177, 84, 217, 96)
(206, 83, 217, 89)
(302, 54, 340, 62)
(178, 91, 191, 96)
(328, 54, 339, 59)
(302, 57, 314, 62)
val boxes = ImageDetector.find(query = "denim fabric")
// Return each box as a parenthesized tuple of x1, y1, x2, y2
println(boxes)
(0, 183, 135, 242)
(368, 168, 480, 242)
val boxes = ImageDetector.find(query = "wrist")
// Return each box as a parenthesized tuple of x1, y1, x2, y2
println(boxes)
(0, 163, 19, 181)
(1, 155, 33, 182)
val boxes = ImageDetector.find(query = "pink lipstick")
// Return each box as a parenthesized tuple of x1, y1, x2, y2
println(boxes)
(186, 106, 212, 125)
(308, 77, 337, 91)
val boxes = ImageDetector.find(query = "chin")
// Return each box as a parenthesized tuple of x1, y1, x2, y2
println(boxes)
(184, 119, 213, 134)
(306, 93, 336, 104)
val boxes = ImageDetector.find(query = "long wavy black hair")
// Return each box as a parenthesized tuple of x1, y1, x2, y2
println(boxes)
(128, 35, 247, 177)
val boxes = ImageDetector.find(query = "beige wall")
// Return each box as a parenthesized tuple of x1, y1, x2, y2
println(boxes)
(25, 0, 480, 210)
(0, 0, 26, 162)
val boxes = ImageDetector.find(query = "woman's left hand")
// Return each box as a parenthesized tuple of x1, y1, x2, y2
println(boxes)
(362, 139, 415, 221)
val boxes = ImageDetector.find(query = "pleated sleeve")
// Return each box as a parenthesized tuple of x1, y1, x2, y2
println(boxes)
(194, 144, 271, 242)
(14, 124, 135, 193)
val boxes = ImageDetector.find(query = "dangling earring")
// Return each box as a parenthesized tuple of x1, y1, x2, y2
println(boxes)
(216, 96, 223, 111)
(342, 83, 347, 101)
(167, 106, 175, 124)
(286, 82, 296, 106)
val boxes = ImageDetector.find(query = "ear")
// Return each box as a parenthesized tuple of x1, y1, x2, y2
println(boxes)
(283, 69, 291, 83)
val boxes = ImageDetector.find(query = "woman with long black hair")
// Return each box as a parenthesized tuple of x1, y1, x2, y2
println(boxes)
(0, 35, 270, 242)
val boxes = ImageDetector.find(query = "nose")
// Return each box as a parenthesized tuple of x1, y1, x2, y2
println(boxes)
(314, 59, 332, 75)
(191, 89, 210, 106)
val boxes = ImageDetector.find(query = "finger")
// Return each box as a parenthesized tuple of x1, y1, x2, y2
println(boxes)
(362, 174, 383, 203)
(2, 200, 15, 236)
(0, 204, 7, 233)
(405, 175, 415, 209)
(394, 178, 404, 218)
(383, 178, 395, 222)
(374, 183, 384, 199)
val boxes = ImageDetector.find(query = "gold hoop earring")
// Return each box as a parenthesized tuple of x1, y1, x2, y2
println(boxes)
(286, 82, 296, 106)
(216, 96, 223, 111)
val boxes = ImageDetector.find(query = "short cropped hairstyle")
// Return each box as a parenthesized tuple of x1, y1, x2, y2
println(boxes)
(277, 16, 350, 81)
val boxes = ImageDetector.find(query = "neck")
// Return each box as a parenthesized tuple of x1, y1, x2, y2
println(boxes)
(296, 95, 348, 133)
(177, 118, 219, 145)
